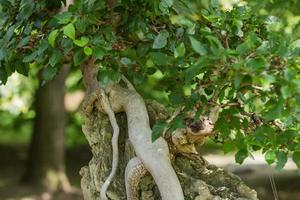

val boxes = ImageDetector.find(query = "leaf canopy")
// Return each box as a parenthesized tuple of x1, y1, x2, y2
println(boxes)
(0, 0, 299, 169)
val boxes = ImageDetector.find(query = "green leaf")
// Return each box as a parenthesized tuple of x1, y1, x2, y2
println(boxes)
(55, 12, 72, 24)
(169, 90, 184, 105)
(235, 149, 248, 164)
(0, 67, 8, 85)
(169, 116, 185, 132)
(16, 63, 29, 76)
(280, 85, 293, 99)
(233, 74, 242, 89)
(49, 50, 63, 67)
(22, 51, 38, 63)
(223, 141, 236, 154)
(42, 66, 57, 81)
(174, 42, 186, 58)
(265, 150, 276, 165)
(97, 69, 121, 88)
(0, 48, 7, 61)
(149, 52, 170, 65)
(93, 46, 105, 60)
(16, 36, 30, 48)
(5, 25, 15, 42)
(162, 0, 173, 7)
(289, 39, 300, 52)
(83, 47, 93, 56)
(246, 57, 268, 71)
(63, 23, 76, 40)
(264, 100, 283, 121)
(74, 37, 89, 47)
(275, 151, 287, 170)
(152, 122, 166, 142)
(120, 57, 132, 66)
(189, 37, 207, 56)
(48, 30, 59, 48)
(146, 67, 156, 75)
(236, 42, 251, 54)
(152, 30, 169, 49)
(75, 19, 87, 33)
(73, 50, 87, 66)
(292, 151, 300, 169)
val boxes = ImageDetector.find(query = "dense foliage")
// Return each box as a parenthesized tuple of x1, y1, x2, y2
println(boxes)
(0, 0, 299, 170)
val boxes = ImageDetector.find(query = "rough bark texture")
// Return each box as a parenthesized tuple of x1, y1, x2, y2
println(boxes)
(22, 66, 70, 192)
(80, 100, 258, 200)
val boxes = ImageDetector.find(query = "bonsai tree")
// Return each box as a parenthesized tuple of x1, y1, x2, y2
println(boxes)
(0, 0, 299, 199)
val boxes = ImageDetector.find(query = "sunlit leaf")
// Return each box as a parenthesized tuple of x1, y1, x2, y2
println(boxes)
(48, 30, 59, 48)
(63, 23, 76, 40)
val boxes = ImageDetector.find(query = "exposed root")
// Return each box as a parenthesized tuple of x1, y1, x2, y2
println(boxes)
(99, 89, 120, 200)
(121, 75, 136, 91)
(125, 157, 148, 200)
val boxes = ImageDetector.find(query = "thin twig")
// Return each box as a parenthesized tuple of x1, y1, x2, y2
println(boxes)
(269, 173, 279, 200)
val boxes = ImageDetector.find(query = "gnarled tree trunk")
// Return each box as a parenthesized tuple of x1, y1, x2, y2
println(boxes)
(78, 58, 258, 200)
(79, 99, 258, 200)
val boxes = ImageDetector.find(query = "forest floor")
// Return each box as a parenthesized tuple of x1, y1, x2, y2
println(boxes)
(0, 144, 299, 200)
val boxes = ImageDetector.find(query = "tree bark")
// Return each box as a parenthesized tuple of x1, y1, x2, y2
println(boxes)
(80, 99, 258, 200)
(22, 66, 71, 192)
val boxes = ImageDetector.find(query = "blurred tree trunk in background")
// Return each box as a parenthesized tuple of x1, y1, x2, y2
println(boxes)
(22, 66, 71, 192)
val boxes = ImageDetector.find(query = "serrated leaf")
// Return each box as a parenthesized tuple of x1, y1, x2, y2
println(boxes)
(73, 50, 87, 66)
(235, 149, 248, 164)
(16, 36, 30, 48)
(75, 19, 87, 33)
(189, 36, 207, 56)
(146, 67, 156, 75)
(152, 122, 166, 142)
(275, 151, 287, 170)
(16, 62, 29, 76)
(120, 57, 132, 66)
(74, 37, 89, 47)
(265, 150, 276, 165)
(280, 85, 293, 99)
(5, 25, 15, 42)
(63, 23, 76, 40)
(246, 57, 268, 71)
(174, 42, 186, 58)
(162, 0, 173, 7)
(289, 39, 300, 51)
(42, 66, 57, 81)
(93, 46, 105, 60)
(233, 74, 242, 89)
(0, 48, 7, 61)
(22, 51, 38, 63)
(83, 47, 93, 56)
(48, 30, 59, 48)
(153, 30, 169, 49)
(49, 50, 63, 67)
(223, 142, 236, 154)
(0, 67, 8, 85)
(55, 12, 72, 24)
(264, 101, 283, 121)
(169, 90, 184, 105)
(97, 69, 121, 88)
(292, 151, 300, 169)
(149, 52, 170, 65)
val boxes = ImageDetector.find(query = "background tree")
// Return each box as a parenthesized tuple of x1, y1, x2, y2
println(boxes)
(0, 0, 299, 199)
(22, 65, 71, 192)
